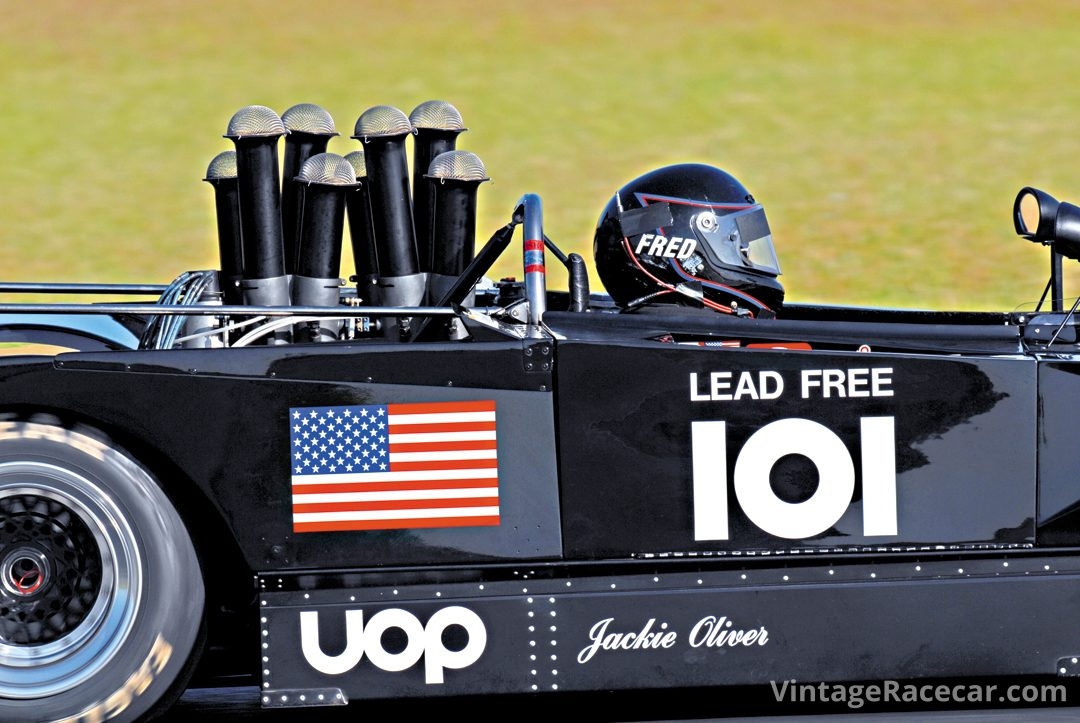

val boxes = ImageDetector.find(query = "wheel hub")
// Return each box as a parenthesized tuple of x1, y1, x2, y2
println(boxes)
(1, 549, 50, 597)
(0, 494, 103, 645)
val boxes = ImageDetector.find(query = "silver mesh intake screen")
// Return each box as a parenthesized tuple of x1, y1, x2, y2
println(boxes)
(225, 105, 286, 139)
(282, 103, 337, 136)
(409, 100, 465, 132)
(426, 150, 489, 183)
(204, 150, 237, 180)
(352, 105, 413, 139)
(343, 150, 367, 179)
(298, 153, 359, 186)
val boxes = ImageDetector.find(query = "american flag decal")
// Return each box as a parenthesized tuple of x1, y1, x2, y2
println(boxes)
(289, 401, 499, 533)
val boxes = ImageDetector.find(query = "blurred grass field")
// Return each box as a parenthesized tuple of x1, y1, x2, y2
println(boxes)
(3, 0, 1080, 310)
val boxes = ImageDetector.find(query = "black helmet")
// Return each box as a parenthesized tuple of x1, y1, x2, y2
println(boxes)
(593, 163, 784, 317)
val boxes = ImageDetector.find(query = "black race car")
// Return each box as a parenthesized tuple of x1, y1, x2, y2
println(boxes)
(1, 101, 1079, 722)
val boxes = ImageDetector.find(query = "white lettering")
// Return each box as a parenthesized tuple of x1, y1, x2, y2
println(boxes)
(577, 617, 678, 664)
(822, 369, 845, 398)
(733, 373, 758, 400)
(801, 368, 894, 399)
(873, 367, 894, 396)
(691, 369, 896, 402)
(361, 607, 426, 674)
(635, 234, 699, 259)
(759, 371, 783, 399)
(688, 371, 785, 402)
(735, 418, 854, 539)
(689, 372, 710, 402)
(692, 420, 729, 541)
(692, 416, 897, 541)
(847, 368, 869, 397)
(301, 609, 365, 675)
(860, 417, 897, 535)
(711, 371, 732, 400)
(424, 606, 489, 683)
(300, 606, 487, 683)
(688, 615, 769, 648)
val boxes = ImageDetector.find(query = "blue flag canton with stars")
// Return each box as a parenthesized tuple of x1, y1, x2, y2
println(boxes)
(290, 405, 390, 475)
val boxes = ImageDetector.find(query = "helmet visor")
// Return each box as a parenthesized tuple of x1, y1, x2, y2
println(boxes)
(693, 205, 781, 276)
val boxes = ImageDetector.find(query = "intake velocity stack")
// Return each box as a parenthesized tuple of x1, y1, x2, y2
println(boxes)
(225, 105, 290, 309)
(343, 150, 381, 305)
(352, 106, 425, 338)
(203, 150, 243, 305)
(281, 104, 337, 276)
(425, 150, 489, 307)
(409, 101, 466, 280)
(293, 152, 356, 342)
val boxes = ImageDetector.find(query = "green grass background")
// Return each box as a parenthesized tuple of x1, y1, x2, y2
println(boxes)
(4, 0, 1080, 310)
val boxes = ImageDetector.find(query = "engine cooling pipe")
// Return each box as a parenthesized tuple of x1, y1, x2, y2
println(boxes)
(225, 105, 290, 311)
(281, 104, 337, 276)
(292, 152, 356, 342)
(343, 150, 381, 306)
(353, 106, 424, 337)
(203, 150, 243, 305)
(425, 150, 489, 309)
(409, 101, 465, 278)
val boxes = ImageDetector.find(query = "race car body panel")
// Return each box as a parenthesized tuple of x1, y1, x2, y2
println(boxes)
(0, 308, 1049, 572)
(551, 332, 1037, 557)
(1036, 360, 1080, 545)
(0, 340, 562, 570)
(258, 555, 1080, 702)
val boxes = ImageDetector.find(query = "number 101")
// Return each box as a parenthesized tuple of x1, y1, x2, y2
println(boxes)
(692, 417, 897, 541)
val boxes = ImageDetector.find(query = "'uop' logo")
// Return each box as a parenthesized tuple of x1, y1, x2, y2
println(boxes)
(300, 606, 487, 683)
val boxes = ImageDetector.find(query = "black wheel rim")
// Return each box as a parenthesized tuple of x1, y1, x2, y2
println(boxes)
(0, 494, 104, 645)
(0, 462, 142, 699)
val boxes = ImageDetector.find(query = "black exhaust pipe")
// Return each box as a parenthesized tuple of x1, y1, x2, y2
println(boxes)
(280, 104, 337, 276)
(203, 150, 243, 306)
(343, 150, 381, 306)
(409, 101, 465, 284)
(425, 150, 489, 313)
(225, 105, 290, 314)
(352, 106, 424, 338)
(292, 152, 356, 342)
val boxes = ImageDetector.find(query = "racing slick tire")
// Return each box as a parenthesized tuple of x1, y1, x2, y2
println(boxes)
(0, 420, 204, 723)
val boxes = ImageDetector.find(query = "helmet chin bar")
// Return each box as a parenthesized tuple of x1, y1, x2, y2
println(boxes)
(670, 262, 773, 318)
